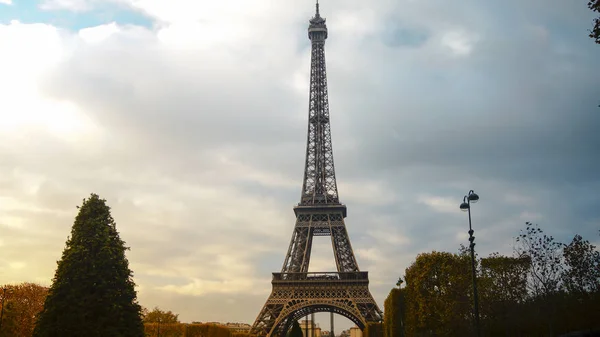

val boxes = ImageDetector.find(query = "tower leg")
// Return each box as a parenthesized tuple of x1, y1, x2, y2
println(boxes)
(305, 315, 309, 337)
(330, 310, 334, 337)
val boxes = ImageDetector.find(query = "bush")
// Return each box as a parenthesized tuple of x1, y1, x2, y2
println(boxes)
(364, 322, 384, 337)
(144, 323, 185, 337)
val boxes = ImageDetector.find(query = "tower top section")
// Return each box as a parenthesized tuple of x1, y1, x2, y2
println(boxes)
(308, 0, 327, 41)
(299, 0, 339, 207)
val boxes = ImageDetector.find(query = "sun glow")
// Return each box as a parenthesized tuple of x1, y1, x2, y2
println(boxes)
(0, 20, 99, 141)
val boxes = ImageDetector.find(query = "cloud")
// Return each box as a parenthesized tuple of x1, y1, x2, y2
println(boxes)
(1, 0, 600, 329)
(78, 22, 119, 43)
(440, 30, 477, 56)
(417, 195, 457, 214)
(39, 0, 127, 12)
(40, 0, 95, 11)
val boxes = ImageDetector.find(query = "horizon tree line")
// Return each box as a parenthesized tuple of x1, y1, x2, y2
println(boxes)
(383, 223, 600, 337)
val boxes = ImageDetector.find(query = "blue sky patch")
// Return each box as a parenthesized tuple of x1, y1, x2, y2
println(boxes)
(0, 0, 154, 30)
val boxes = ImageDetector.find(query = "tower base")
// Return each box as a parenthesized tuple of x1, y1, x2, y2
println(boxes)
(251, 272, 382, 337)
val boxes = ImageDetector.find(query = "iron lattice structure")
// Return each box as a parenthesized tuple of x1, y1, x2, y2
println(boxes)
(251, 4, 382, 336)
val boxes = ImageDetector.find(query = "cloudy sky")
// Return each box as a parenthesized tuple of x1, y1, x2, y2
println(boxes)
(1, 0, 599, 330)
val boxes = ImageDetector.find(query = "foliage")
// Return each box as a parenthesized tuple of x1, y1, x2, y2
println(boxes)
(141, 324, 256, 337)
(0, 300, 18, 337)
(403, 251, 471, 336)
(0, 283, 48, 337)
(144, 323, 185, 337)
(480, 253, 530, 303)
(392, 222, 600, 336)
(558, 234, 600, 332)
(184, 323, 233, 337)
(513, 222, 565, 335)
(590, 0, 600, 43)
(383, 287, 405, 337)
(363, 322, 383, 337)
(287, 320, 303, 337)
(33, 193, 144, 337)
(562, 234, 600, 294)
(479, 253, 530, 336)
(514, 222, 564, 297)
(143, 307, 180, 324)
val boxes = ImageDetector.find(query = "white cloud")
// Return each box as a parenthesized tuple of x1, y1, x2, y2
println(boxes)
(503, 192, 536, 206)
(416, 194, 457, 214)
(519, 211, 543, 221)
(0, 0, 12, 5)
(338, 180, 398, 206)
(9, 261, 26, 270)
(79, 22, 120, 44)
(355, 247, 386, 264)
(440, 30, 477, 56)
(158, 277, 267, 297)
(39, 0, 130, 12)
(39, 0, 94, 11)
(0, 21, 98, 141)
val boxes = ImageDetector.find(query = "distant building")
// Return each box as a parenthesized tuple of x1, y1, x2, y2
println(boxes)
(201, 322, 252, 333)
(299, 319, 321, 337)
(224, 322, 252, 333)
(339, 329, 350, 337)
(349, 326, 362, 337)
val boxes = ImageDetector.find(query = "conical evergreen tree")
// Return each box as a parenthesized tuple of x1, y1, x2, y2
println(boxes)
(33, 194, 144, 337)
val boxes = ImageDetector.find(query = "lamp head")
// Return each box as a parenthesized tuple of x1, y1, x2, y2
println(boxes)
(460, 202, 470, 211)
(468, 191, 479, 203)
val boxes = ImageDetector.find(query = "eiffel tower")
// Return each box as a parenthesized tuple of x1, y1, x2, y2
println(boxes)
(250, 2, 383, 336)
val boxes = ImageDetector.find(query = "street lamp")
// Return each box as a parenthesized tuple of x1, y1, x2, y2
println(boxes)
(460, 190, 481, 337)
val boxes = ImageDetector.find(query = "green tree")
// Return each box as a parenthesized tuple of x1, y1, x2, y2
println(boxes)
(0, 283, 48, 337)
(515, 222, 563, 297)
(590, 0, 600, 43)
(185, 323, 232, 337)
(559, 234, 600, 332)
(0, 300, 18, 337)
(562, 234, 600, 294)
(286, 320, 303, 337)
(403, 251, 471, 336)
(384, 287, 405, 337)
(514, 222, 564, 336)
(33, 194, 144, 337)
(143, 307, 180, 324)
(479, 253, 530, 336)
(363, 322, 383, 337)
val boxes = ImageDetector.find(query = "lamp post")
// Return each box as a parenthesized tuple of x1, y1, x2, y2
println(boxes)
(460, 190, 481, 337)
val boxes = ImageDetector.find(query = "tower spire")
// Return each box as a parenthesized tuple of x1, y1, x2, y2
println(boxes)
(302, 0, 333, 205)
